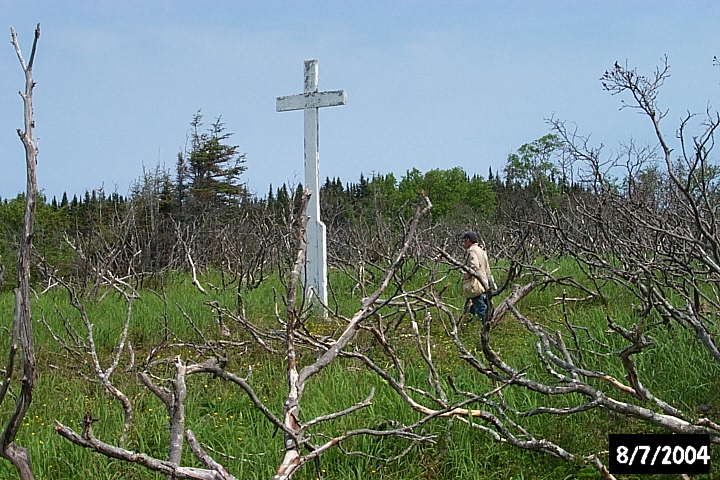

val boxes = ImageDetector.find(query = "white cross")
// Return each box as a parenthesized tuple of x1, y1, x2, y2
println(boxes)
(277, 59, 346, 307)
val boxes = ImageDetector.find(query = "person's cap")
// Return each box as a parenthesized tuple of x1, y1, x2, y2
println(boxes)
(461, 231, 478, 243)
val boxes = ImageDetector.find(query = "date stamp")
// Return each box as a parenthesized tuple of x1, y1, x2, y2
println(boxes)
(609, 434, 710, 474)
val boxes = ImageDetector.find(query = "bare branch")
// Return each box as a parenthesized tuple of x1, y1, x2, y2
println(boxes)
(0, 24, 41, 480)
(54, 415, 234, 480)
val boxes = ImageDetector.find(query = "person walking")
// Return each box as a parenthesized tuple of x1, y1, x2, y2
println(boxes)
(461, 231, 492, 322)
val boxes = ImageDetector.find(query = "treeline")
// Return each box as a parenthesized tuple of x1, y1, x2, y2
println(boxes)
(0, 126, 587, 291)
(0, 166, 498, 288)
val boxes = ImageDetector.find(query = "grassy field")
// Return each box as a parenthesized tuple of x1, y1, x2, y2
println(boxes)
(0, 261, 719, 479)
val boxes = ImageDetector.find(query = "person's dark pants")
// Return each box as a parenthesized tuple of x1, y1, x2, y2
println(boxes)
(467, 294, 487, 321)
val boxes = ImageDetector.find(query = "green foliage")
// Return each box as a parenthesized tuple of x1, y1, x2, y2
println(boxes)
(503, 134, 562, 194)
(0, 194, 26, 234)
(321, 166, 496, 222)
(365, 172, 398, 212)
(178, 111, 247, 207)
(395, 167, 497, 219)
(0, 193, 76, 290)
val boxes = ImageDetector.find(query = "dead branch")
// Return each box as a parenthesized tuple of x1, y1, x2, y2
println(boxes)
(54, 414, 234, 480)
(272, 192, 434, 479)
(138, 356, 188, 476)
(0, 24, 41, 480)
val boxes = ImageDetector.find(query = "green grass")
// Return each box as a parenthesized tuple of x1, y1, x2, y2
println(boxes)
(0, 262, 719, 479)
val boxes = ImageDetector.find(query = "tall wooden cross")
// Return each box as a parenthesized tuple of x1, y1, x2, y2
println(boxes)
(276, 59, 346, 306)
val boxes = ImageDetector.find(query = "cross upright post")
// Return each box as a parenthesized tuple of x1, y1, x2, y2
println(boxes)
(276, 60, 346, 309)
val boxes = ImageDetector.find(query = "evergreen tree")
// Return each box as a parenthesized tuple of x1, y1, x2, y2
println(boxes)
(267, 184, 275, 211)
(277, 184, 290, 207)
(177, 110, 247, 208)
(175, 151, 188, 209)
(275, 183, 291, 220)
(159, 175, 175, 215)
(293, 183, 304, 216)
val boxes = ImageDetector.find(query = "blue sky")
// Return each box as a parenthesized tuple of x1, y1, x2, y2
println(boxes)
(1, 1, 718, 200)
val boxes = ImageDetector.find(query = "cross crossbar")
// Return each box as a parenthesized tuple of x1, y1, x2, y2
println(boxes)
(276, 90, 346, 112)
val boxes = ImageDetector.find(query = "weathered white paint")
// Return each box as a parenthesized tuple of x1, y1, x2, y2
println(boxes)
(277, 60, 346, 307)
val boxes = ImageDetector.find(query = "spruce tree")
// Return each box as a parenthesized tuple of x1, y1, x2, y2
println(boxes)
(177, 111, 247, 209)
